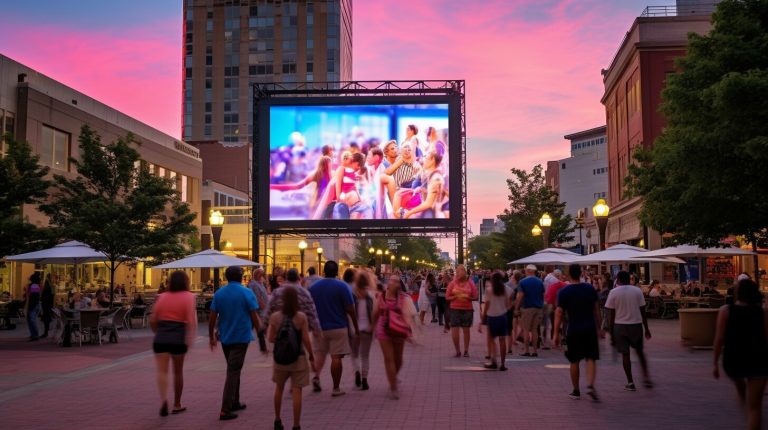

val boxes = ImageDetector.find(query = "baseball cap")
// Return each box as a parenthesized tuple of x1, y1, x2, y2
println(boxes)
(525, 264, 537, 272)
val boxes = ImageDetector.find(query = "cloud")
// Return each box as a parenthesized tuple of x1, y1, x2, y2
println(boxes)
(0, 18, 182, 138)
(354, 0, 640, 228)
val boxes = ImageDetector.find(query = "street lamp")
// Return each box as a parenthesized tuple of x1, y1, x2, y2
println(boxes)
(209, 210, 224, 291)
(592, 198, 610, 251)
(539, 213, 552, 248)
(531, 224, 542, 237)
(575, 209, 585, 255)
(376, 249, 383, 275)
(369, 247, 375, 255)
(298, 240, 308, 276)
(317, 247, 324, 272)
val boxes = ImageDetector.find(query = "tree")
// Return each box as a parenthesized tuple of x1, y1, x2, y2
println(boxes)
(0, 134, 52, 257)
(352, 236, 442, 271)
(497, 165, 574, 261)
(42, 125, 198, 301)
(626, 0, 768, 281)
(467, 233, 506, 269)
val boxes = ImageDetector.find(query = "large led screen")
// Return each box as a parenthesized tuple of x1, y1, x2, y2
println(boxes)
(263, 99, 459, 229)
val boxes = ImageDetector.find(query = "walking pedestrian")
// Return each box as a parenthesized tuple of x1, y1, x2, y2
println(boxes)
(150, 271, 197, 416)
(447, 265, 478, 357)
(605, 270, 653, 391)
(713, 279, 768, 430)
(308, 260, 359, 397)
(24, 273, 42, 341)
(436, 272, 449, 330)
(268, 286, 316, 430)
(553, 264, 603, 401)
(373, 273, 417, 399)
(542, 269, 562, 349)
(208, 266, 262, 421)
(248, 268, 269, 353)
(481, 272, 513, 370)
(506, 270, 522, 353)
(351, 270, 376, 390)
(427, 273, 439, 323)
(515, 264, 545, 357)
(268, 268, 321, 336)
(417, 273, 435, 324)
(41, 273, 55, 338)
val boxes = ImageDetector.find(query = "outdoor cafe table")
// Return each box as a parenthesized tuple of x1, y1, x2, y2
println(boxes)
(61, 308, 110, 347)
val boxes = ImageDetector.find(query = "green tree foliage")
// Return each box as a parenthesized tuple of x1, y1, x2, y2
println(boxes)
(352, 236, 441, 270)
(0, 134, 52, 257)
(626, 0, 768, 254)
(497, 165, 574, 261)
(467, 233, 506, 269)
(42, 125, 198, 300)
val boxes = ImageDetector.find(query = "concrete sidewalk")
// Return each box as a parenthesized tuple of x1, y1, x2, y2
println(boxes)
(0, 313, 749, 429)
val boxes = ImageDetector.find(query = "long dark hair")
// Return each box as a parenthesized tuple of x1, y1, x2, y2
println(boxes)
(491, 272, 505, 296)
(169, 271, 190, 292)
(282, 286, 299, 317)
(736, 279, 762, 306)
(426, 273, 436, 288)
(351, 152, 367, 176)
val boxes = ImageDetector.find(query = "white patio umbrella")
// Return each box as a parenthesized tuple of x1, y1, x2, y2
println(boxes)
(151, 249, 262, 269)
(573, 244, 686, 265)
(631, 244, 754, 258)
(4, 240, 107, 264)
(508, 248, 581, 265)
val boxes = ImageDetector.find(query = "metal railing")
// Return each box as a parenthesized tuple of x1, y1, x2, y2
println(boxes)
(640, 3, 720, 17)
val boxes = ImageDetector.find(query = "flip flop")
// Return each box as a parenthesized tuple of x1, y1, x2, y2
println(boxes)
(520, 352, 531, 357)
(172, 407, 187, 414)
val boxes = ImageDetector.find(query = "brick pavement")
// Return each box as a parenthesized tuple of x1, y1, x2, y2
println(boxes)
(0, 308, 752, 430)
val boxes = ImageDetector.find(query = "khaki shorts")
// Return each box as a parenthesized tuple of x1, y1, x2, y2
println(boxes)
(273, 355, 310, 388)
(314, 328, 351, 357)
(520, 308, 543, 332)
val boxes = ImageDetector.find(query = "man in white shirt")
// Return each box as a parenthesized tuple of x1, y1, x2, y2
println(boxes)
(541, 269, 562, 349)
(605, 271, 653, 391)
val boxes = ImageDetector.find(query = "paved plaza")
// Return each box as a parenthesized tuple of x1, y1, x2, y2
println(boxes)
(0, 310, 750, 430)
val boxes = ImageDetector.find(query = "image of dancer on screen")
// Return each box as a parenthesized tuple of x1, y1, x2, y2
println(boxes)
(382, 140, 399, 169)
(269, 155, 332, 216)
(393, 150, 446, 219)
(312, 152, 373, 220)
(385, 140, 421, 189)
(401, 124, 422, 160)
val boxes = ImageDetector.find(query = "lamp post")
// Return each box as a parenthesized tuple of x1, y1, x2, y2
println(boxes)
(532, 224, 542, 244)
(317, 247, 323, 272)
(575, 209, 585, 255)
(539, 213, 552, 248)
(389, 254, 395, 270)
(592, 198, 610, 251)
(298, 240, 307, 276)
(209, 210, 224, 291)
(376, 249, 383, 274)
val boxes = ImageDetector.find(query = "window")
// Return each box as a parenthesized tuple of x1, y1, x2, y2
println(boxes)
(1, 111, 14, 156)
(40, 125, 70, 171)
(561, 163, 566, 169)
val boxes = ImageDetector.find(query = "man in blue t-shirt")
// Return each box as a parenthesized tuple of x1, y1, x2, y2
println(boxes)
(209, 266, 261, 421)
(554, 264, 604, 402)
(309, 260, 359, 397)
(515, 264, 545, 357)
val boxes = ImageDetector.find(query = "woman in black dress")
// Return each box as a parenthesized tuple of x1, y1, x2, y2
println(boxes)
(713, 279, 768, 430)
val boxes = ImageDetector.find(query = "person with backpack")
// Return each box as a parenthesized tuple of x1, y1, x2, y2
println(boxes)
(373, 274, 417, 399)
(268, 286, 316, 430)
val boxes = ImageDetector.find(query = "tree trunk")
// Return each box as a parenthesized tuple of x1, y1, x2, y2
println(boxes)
(751, 232, 760, 288)
(109, 259, 116, 305)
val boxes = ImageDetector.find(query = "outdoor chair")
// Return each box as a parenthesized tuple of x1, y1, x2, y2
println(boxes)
(49, 308, 65, 344)
(79, 311, 102, 345)
(101, 307, 131, 343)
(60, 308, 82, 347)
(645, 297, 663, 319)
(128, 305, 148, 329)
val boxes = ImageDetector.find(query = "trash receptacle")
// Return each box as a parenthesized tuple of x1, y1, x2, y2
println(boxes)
(678, 308, 719, 348)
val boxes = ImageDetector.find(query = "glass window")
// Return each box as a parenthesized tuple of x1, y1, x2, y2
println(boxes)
(158, 167, 166, 178)
(40, 125, 70, 171)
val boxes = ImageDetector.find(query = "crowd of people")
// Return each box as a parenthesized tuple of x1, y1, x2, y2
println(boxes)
(269, 124, 450, 221)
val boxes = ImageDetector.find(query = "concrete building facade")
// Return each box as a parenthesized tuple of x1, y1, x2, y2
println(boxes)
(0, 54, 203, 296)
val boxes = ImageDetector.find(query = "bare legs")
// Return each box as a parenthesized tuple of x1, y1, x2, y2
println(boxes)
(451, 326, 471, 356)
(732, 377, 767, 430)
(620, 349, 651, 385)
(380, 339, 402, 397)
(570, 359, 597, 391)
(330, 355, 343, 391)
(274, 382, 304, 429)
(419, 310, 427, 324)
(155, 353, 186, 411)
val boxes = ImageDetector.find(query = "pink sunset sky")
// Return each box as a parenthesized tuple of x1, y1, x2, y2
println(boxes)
(0, 0, 663, 232)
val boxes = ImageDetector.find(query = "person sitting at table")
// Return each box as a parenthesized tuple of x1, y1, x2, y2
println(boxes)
(69, 292, 91, 310)
(1, 291, 10, 301)
(692, 282, 702, 297)
(133, 293, 146, 306)
(648, 280, 662, 298)
(93, 291, 111, 308)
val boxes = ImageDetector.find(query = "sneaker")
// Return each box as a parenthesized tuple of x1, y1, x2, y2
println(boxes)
(232, 403, 246, 411)
(624, 383, 637, 392)
(499, 365, 508, 371)
(361, 378, 369, 390)
(643, 380, 654, 389)
(483, 362, 498, 369)
(274, 419, 284, 430)
(568, 390, 581, 400)
(219, 412, 238, 421)
(355, 371, 361, 388)
(312, 377, 321, 393)
(331, 388, 346, 397)
(586, 386, 600, 402)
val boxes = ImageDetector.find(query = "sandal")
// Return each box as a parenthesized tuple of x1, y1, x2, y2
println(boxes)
(463, 351, 469, 358)
(520, 352, 531, 357)
(159, 402, 168, 417)
(172, 407, 187, 414)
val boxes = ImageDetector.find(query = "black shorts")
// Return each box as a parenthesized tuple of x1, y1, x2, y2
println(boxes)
(153, 343, 188, 355)
(564, 330, 599, 363)
(613, 324, 643, 354)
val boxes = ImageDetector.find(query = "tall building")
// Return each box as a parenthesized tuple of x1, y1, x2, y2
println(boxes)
(544, 160, 560, 196)
(0, 54, 203, 296)
(557, 126, 608, 251)
(479, 218, 505, 236)
(182, 0, 352, 194)
(600, 1, 716, 277)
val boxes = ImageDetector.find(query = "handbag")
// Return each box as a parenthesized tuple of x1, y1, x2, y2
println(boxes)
(384, 294, 411, 339)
